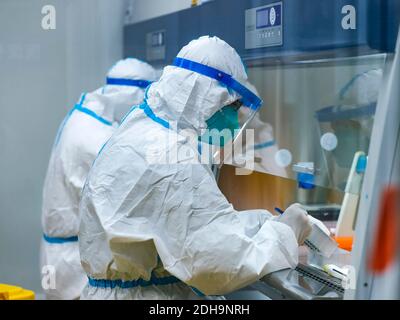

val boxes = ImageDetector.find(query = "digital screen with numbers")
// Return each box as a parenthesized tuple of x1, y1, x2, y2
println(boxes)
(256, 8, 269, 29)
(256, 4, 282, 29)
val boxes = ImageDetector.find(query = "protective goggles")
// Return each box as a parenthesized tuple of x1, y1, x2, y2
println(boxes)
(106, 77, 153, 89)
(172, 57, 263, 111)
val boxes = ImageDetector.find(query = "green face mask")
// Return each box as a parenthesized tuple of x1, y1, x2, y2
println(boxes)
(200, 105, 240, 147)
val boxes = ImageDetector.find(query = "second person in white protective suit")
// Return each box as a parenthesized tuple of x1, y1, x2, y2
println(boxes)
(235, 85, 288, 177)
(40, 58, 157, 300)
(78, 36, 312, 300)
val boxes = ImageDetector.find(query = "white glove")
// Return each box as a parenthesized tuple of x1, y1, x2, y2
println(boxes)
(278, 203, 312, 245)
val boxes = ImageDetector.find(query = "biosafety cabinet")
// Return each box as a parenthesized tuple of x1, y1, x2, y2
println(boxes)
(124, 0, 400, 299)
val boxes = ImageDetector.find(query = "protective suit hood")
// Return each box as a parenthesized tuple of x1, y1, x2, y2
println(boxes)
(91, 58, 158, 123)
(85, 88, 142, 125)
(147, 36, 253, 133)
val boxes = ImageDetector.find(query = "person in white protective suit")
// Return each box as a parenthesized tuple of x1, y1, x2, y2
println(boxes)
(40, 58, 157, 300)
(248, 113, 288, 176)
(78, 36, 313, 300)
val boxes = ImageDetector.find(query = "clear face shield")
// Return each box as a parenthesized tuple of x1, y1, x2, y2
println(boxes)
(172, 58, 263, 170)
(213, 102, 260, 172)
(226, 103, 260, 166)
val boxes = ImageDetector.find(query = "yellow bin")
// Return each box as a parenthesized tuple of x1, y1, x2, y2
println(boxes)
(0, 284, 35, 300)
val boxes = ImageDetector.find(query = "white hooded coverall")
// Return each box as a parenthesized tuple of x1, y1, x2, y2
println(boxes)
(78, 37, 299, 300)
(40, 58, 157, 299)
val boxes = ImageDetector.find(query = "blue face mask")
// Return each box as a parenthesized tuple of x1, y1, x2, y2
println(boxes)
(200, 105, 240, 147)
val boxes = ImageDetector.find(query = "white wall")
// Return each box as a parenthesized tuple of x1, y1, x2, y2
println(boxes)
(65, 0, 125, 107)
(125, 0, 193, 24)
(0, 0, 124, 294)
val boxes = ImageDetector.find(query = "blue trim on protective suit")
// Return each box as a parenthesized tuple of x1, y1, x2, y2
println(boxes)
(78, 93, 86, 106)
(119, 85, 152, 126)
(87, 274, 181, 289)
(106, 77, 152, 89)
(339, 69, 380, 100)
(53, 93, 113, 148)
(43, 234, 78, 244)
(172, 57, 263, 110)
(190, 286, 206, 297)
(88, 274, 206, 297)
(254, 140, 276, 150)
(74, 104, 112, 126)
(53, 93, 87, 146)
(315, 103, 376, 123)
(54, 107, 76, 148)
(139, 102, 170, 129)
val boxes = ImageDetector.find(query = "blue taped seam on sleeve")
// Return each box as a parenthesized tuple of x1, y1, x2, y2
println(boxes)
(43, 234, 78, 244)
(172, 58, 263, 110)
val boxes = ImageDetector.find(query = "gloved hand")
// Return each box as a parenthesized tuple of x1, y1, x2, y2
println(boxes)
(277, 203, 312, 245)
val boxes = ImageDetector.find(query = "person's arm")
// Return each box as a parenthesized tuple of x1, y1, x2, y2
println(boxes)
(153, 161, 299, 296)
(235, 209, 273, 237)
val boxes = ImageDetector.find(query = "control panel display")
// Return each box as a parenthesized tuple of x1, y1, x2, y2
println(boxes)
(146, 30, 166, 61)
(151, 31, 164, 47)
(246, 2, 283, 49)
